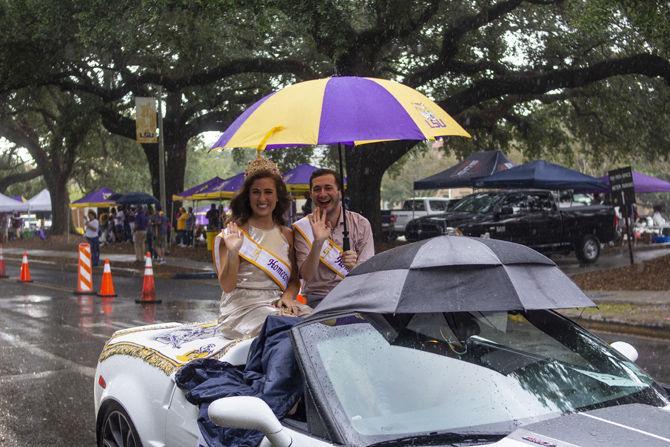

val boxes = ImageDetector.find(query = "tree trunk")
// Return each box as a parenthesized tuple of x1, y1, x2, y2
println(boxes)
(345, 141, 415, 240)
(43, 174, 70, 235)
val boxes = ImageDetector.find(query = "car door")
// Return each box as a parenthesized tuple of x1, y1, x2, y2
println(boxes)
(523, 191, 562, 248)
(489, 192, 531, 243)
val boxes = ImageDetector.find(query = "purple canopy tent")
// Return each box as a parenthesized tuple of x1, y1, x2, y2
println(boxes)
(70, 187, 116, 208)
(172, 177, 226, 201)
(600, 171, 670, 194)
(190, 173, 244, 200)
(283, 163, 319, 194)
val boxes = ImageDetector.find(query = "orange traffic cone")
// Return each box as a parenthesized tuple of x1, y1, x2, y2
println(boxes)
(136, 252, 161, 304)
(97, 259, 117, 297)
(0, 244, 8, 278)
(18, 251, 32, 283)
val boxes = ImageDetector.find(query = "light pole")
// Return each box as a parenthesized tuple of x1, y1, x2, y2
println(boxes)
(157, 87, 167, 214)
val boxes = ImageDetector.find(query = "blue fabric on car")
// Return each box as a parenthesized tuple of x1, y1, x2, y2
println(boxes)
(175, 315, 303, 447)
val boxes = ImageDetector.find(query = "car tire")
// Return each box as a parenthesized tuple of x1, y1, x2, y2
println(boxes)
(97, 401, 143, 447)
(576, 235, 600, 264)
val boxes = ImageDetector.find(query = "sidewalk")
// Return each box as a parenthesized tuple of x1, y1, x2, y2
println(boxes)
(2, 247, 214, 278)
(562, 290, 670, 340)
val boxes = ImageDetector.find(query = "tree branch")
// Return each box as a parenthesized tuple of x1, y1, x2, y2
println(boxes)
(443, 53, 670, 115)
(0, 168, 42, 193)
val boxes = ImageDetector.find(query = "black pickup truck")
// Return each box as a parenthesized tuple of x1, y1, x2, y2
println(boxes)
(404, 190, 617, 263)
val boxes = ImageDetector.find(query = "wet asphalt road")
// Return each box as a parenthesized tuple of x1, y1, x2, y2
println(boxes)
(0, 261, 668, 446)
(0, 261, 222, 446)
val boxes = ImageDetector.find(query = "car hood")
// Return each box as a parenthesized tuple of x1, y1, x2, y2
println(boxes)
(493, 403, 670, 447)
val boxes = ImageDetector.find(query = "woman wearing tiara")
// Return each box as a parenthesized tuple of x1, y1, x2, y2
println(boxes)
(214, 158, 311, 338)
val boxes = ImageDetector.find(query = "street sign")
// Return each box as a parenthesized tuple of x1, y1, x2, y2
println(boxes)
(608, 166, 635, 214)
(608, 166, 635, 266)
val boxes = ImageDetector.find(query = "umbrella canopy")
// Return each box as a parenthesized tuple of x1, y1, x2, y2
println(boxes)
(70, 187, 117, 208)
(600, 171, 670, 194)
(414, 150, 515, 190)
(476, 160, 609, 191)
(0, 192, 29, 212)
(190, 173, 245, 200)
(27, 189, 52, 212)
(115, 192, 160, 206)
(283, 163, 319, 194)
(172, 177, 226, 201)
(313, 236, 594, 317)
(212, 76, 470, 150)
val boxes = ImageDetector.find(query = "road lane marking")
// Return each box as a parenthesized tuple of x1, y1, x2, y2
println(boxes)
(0, 330, 95, 378)
(580, 413, 670, 443)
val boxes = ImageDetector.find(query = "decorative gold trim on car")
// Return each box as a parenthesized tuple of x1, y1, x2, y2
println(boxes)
(99, 341, 182, 375)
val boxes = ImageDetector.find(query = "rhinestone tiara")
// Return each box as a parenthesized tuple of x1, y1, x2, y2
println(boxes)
(244, 156, 281, 178)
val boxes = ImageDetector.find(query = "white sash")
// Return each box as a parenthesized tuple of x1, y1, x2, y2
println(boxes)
(293, 217, 348, 279)
(213, 228, 291, 290)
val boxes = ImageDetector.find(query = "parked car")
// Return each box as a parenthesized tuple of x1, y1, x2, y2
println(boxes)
(405, 190, 617, 263)
(94, 237, 669, 447)
(390, 197, 459, 236)
(380, 209, 397, 241)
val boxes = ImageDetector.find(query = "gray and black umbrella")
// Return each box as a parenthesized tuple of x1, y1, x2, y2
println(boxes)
(312, 236, 594, 317)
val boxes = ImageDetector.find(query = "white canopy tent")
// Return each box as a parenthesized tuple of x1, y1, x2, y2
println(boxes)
(26, 189, 52, 212)
(0, 192, 29, 212)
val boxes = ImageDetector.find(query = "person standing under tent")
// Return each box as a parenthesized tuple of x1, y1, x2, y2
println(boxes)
(206, 203, 220, 231)
(84, 210, 100, 267)
(153, 208, 168, 264)
(133, 206, 149, 262)
(186, 206, 195, 247)
(293, 168, 375, 308)
(176, 207, 188, 247)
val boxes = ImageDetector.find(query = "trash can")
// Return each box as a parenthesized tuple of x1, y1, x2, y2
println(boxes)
(206, 230, 217, 251)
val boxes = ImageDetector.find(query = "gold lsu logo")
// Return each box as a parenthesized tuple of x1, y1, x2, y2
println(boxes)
(413, 102, 446, 129)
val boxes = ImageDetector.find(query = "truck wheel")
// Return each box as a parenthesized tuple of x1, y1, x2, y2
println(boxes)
(576, 235, 600, 263)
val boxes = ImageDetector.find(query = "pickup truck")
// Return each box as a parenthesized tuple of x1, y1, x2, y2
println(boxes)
(390, 197, 459, 236)
(404, 190, 617, 263)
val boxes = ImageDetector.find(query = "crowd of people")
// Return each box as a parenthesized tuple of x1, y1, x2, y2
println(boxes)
(0, 213, 23, 243)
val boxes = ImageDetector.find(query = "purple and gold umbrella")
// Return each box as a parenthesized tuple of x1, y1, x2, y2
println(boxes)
(212, 76, 469, 149)
(212, 76, 470, 249)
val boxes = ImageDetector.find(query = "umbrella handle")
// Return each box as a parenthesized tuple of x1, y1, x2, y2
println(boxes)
(342, 234, 350, 251)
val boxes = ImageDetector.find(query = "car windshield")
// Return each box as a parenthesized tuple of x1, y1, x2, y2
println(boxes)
(450, 193, 502, 213)
(297, 311, 668, 445)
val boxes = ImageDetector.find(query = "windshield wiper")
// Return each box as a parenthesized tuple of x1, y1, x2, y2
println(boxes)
(368, 432, 506, 446)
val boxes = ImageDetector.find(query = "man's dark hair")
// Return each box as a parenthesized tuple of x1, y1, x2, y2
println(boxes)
(309, 168, 342, 191)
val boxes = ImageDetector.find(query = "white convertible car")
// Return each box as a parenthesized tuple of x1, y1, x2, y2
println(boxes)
(94, 237, 670, 447)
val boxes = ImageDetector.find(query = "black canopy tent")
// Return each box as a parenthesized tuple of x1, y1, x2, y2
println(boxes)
(413, 150, 515, 190)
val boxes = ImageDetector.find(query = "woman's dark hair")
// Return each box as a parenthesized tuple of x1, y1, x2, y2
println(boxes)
(88, 210, 97, 219)
(229, 170, 290, 226)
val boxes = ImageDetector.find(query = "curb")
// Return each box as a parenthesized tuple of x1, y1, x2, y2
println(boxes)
(3, 255, 187, 279)
(172, 272, 217, 280)
(574, 317, 670, 341)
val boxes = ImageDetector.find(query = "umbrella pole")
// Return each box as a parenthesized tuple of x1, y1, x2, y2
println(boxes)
(338, 143, 350, 251)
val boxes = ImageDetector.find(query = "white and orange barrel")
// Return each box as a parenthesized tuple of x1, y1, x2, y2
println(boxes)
(74, 243, 93, 294)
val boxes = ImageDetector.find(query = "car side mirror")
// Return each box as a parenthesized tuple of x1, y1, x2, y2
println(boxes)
(208, 396, 292, 447)
(610, 341, 638, 362)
